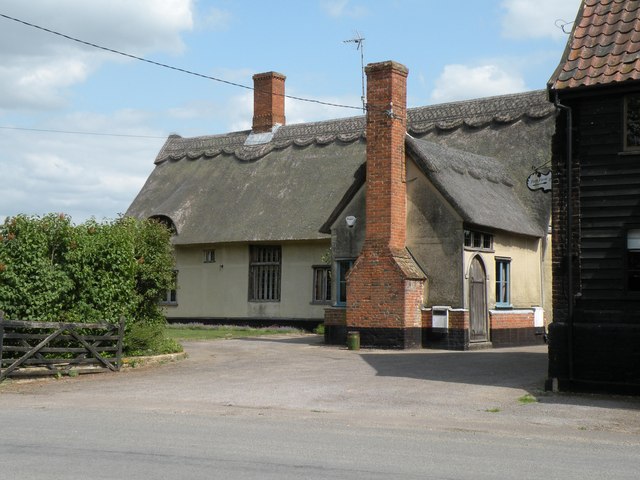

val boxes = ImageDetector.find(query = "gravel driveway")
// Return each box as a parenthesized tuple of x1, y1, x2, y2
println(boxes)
(2, 334, 639, 438)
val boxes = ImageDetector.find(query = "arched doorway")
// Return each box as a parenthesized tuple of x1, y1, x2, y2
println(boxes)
(469, 256, 488, 342)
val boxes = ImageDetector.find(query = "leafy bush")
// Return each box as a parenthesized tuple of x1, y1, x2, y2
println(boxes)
(0, 214, 178, 355)
(125, 323, 183, 356)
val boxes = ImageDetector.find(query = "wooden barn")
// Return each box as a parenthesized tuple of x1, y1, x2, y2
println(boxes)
(547, 0, 640, 393)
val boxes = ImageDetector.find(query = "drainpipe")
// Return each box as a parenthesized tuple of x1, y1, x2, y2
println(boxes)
(553, 91, 574, 382)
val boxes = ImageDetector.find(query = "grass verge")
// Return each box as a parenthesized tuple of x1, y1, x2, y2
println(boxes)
(165, 324, 304, 341)
(518, 394, 538, 404)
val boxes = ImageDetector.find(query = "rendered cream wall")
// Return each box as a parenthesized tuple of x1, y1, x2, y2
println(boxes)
(462, 233, 544, 310)
(164, 241, 331, 320)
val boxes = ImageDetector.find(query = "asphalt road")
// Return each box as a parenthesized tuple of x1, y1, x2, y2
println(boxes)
(1, 335, 639, 479)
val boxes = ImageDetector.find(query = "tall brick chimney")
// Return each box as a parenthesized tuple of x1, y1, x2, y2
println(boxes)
(346, 61, 426, 349)
(252, 71, 286, 133)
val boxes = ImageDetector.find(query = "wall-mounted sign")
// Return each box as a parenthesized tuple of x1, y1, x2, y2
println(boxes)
(527, 171, 552, 192)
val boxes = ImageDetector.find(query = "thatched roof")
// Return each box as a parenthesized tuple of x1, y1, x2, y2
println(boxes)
(127, 90, 555, 243)
(407, 137, 543, 237)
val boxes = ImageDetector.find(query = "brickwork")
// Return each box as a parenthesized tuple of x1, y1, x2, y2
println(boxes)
(324, 307, 347, 345)
(490, 310, 543, 347)
(490, 311, 534, 329)
(422, 310, 432, 328)
(422, 308, 542, 349)
(448, 310, 469, 330)
(252, 72, 286, 133)
(346, 61, 425, 349)
(324, 307, 347, 326)
(362, 61, 409, 252)
(550, 108, 581, 325)
(421, 309, 470, 350)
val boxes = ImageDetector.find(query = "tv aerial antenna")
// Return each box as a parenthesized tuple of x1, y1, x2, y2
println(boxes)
(343, 32, 366, 112)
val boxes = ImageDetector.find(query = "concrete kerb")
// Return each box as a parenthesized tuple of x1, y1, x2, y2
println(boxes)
(0, 352, 188, 385)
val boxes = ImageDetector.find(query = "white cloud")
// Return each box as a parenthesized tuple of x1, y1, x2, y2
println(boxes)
(201, 7, 232, 31)
(0, 57, 91, 110)
(429, 64, 527, 103)
(0, 110, 165, 222)
(227, 91, 254, 132)
(321, 0, 368, 18)
(0, 0, 194, 112)
(501, 0, 582, 40)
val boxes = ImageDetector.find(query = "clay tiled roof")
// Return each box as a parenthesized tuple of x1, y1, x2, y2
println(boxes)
(549, 0, 640, 90)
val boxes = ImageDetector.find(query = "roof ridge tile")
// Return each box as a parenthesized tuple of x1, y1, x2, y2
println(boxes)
(155, 90, 553, 164)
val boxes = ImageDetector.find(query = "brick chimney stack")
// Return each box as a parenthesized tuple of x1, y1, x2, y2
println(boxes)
(363, 61, 409, 250)
(346, 60, 426, 349)
(252, 71, 286, 133)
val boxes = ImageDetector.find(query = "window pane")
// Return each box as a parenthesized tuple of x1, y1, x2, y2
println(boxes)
(313, 267, 331, 302)
(495, 261, 510, 305)
(627, 95, 640, 148)
(473, 232, 482, 248)
(483, 234, 492, 250)
(464, 230, 471, 247)
(628, 230, 640, 250)
(337, 260, 353, 304)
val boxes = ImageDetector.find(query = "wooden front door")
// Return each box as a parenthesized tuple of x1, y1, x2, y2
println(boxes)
(469, 256, 488, 342)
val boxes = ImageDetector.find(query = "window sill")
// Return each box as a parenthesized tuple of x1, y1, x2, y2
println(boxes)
(160, 302, 178, 307)
(494, 304, 512, 310)
(464, 247, 495, 253)
(311, 300, 332, 306)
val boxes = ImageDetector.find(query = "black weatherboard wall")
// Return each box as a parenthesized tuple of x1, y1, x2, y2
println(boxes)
(548, 84, 640, 393)
(546, 0, 640, 394)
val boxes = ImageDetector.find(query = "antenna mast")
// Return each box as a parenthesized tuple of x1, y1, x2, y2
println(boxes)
(343, 32, 366, 112)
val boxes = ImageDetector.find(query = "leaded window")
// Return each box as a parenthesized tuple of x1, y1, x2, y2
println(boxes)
(464, 230, 493, 251)
(249, 245, 281, 301)
(312, 266, 332, 303)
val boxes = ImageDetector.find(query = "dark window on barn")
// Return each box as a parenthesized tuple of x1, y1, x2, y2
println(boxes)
(312, 266, 332, 303)
(249, 245, 281, 301)
(627, 230, 640, 291)
(625, 95, 640, 150)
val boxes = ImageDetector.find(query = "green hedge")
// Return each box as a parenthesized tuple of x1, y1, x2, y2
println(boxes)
(0, 214, 180, 355)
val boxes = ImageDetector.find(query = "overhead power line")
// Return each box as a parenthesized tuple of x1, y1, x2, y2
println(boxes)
(0, 125, 166, 139)
(0, 12, 363, 112)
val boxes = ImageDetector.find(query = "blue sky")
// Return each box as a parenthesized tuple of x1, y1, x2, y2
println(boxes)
(0, 0, 582, 222)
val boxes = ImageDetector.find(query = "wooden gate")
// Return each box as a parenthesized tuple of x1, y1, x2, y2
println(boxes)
(469, 256, 488, 342)
(0, 312, 125, 381)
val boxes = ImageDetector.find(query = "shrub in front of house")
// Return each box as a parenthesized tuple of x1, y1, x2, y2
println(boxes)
(0, 213, 180, 355)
